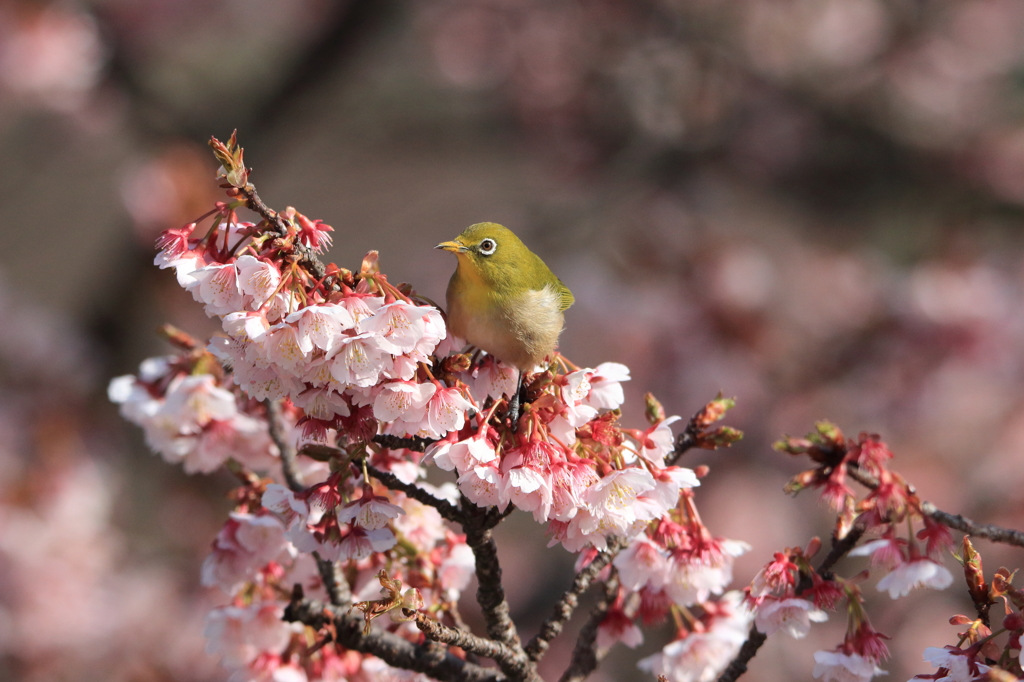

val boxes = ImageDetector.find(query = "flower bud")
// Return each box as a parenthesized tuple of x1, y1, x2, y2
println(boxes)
(1002, 613, 1024, 631)
(644, 393, 665, 425)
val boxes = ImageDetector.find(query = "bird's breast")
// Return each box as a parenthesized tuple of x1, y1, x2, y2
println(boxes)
(446, 275, 565, 370)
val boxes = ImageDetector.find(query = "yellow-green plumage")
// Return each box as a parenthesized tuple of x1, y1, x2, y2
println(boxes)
(436, 222, 573, 370)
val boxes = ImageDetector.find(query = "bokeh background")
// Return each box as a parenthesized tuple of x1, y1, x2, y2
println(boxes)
(4, 0, 1024, 680)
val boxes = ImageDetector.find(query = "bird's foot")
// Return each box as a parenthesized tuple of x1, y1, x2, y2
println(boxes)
(507, 389, 521, 432)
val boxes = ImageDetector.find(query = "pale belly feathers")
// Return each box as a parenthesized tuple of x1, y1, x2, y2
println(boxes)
(447, 283, 565, 371)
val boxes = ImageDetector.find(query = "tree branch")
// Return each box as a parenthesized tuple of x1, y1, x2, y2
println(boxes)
(365, 462, 464, 524)
(525, 536, 627, 661)
(264, 398, 302, 492)
(284, 590, 504, 682)
(847, 465, 1024, 548)
(239, 183, 335, 287)
(412, 612, 522, 663)
(460, 498, 538, 682)
(313, 550, 351, 607)
(715, 626, 769, 682)
(558, 574, 619, 682)
(373, 433, 436, 453)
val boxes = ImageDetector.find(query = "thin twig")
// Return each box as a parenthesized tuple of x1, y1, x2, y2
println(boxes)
(373, 433, 436, 453)
(239, 183, 333, 287)
(667, 400, 718, 467)
(715, 627, 769, 682)
(284, 590, 503, 682)
(847, 465, 1024, 548)
(558, 574, 619, 682)
(313, 551, 351, 607)
(526, 536, 627, 661)
(264, 399, 302, 493)
(412, 612, 523, 662)
(365, 462, 464, 524)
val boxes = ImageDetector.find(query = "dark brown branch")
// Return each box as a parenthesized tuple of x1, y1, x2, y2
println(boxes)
(373, 433, 436, 453)
(847, 465, 1024, 548)
(668, 419, 701, 466)
(715, 626, 769, 682)
(412, 612, 522, 663)
(818, 527, 866, 577)
(558, 575, 619, 682)
(365, 462, 464, 524)
(526, 536, 628, 661)
(284, 592, 503, 682)
(239, 183, 334, 287)
(265, 399, 302, 492)
(460, 497, 538, 682)
(313, 550, 351, 607)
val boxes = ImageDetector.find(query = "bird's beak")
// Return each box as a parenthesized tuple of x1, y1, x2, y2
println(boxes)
(435, 241, 468, 253)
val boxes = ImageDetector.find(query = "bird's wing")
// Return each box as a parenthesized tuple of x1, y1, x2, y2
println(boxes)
(555, 279, 574, 311)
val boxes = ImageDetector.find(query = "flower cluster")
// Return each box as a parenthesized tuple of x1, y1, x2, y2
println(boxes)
(637, 592, 753, 682)
(109, 349, 278, 474)
(199, 467, 477, 682)
(106, 135, 751, 682)
(777, 424, 955, 600)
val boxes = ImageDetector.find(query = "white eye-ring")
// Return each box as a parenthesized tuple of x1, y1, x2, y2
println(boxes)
(479, 238, 497, 255)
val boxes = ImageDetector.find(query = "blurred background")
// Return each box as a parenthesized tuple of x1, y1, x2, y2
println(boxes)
(3, 0, 1024, 680)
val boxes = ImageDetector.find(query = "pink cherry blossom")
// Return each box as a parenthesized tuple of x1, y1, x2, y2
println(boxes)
(429, 434, 496, 473)
(285, 304, 354, 353)
(328, 332, 388, 388)
(185, 262, 244, 316)
(336, 490, 405, 530)
(874, 558, 953, 599)
(596, 607, 643, 649)
(262, 322, 309, 372)
(919, 646, 991, 682)
(583, 467, 656, 532)
(337, 526, 397, 561)
(361, 301, 430, 355)
(204, 602, 294, 668)
(372, 380, 436, 425)
(437, 543, 476, 596)
(585, 362, 630, 410)
(468, 355, 518, 403)
(201, 512, 293, 593)
(754, 598, 828, 639)
(235, 255, 282, 308)
(500, 442, 557, 522)
(636, 592, 751, 682)
(638, 415, 682, 466)
(813, 651, 886, 682)
(425, 385, 475, 437)
(614, 537, 670, 591)
(457, 463, 502, 508)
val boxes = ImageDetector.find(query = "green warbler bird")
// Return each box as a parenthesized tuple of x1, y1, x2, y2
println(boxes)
(435, 222, 574, 373)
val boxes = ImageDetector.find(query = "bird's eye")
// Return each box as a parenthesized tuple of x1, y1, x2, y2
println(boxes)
(478, 238, 497, 255)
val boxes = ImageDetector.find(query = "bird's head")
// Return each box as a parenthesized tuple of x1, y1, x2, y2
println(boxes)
(435, 222, 530, 286)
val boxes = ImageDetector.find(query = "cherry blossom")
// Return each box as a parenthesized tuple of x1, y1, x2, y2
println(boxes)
(754, 598, 828, 639)
(812, 651, 886, 682)
(875, 558, 953, 599)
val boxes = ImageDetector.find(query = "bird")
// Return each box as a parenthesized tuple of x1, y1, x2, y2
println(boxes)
(436, 222, 574, 421)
